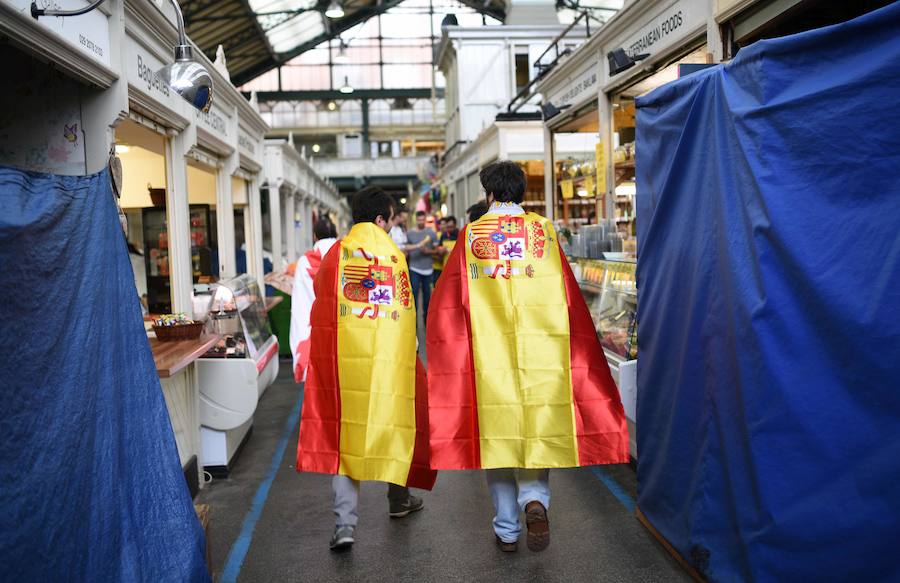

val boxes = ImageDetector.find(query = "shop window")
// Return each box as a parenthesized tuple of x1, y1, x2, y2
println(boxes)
(551, 107, 603, 232)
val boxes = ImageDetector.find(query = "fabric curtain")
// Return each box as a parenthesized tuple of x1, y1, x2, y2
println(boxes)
(0, 166, 210, 582)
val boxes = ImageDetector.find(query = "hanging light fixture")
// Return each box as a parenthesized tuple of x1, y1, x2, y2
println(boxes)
(31, 0, 212, 112)
(327, 101, 338, 111)
(339, 77, 354, 94)
(324, 0, 344, 19)
(334, 41, 350, 64)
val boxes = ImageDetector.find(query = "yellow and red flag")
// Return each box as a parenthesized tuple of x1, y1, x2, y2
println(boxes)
(296, 223, 436, 489)
(426, 210, 629, 469)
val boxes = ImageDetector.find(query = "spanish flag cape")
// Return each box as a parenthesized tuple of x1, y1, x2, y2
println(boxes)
(296, 222, 436, 489)
(290, 237, 337, 382)
(426, 206, 629, 469)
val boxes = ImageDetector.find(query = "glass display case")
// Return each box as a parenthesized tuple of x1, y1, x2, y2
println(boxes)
(204, 274, 272, 360)
(572, 258, 637, 361)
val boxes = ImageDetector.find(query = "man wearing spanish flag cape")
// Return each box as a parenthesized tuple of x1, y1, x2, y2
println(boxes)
(426, 161, 629, 553)
(296, 187, 436, 551)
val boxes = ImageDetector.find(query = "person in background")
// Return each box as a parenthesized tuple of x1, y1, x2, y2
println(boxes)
(426, 161, 628, 553)
(405, 210, 437, 321)
(290, 218, 338, 383)
(389, 207, 409, 249)
(431, 216, 458, 286)
(296, 187, 435, 552)
(467, 200, 489, 223)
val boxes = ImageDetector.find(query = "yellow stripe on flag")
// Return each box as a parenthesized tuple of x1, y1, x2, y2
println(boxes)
(336, 223, 418, 484)
(464, 213, 579, 468)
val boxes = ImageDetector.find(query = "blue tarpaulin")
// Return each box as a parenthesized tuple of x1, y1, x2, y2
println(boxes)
(0, 167, 210, 582)
(635, 4, 900, 582)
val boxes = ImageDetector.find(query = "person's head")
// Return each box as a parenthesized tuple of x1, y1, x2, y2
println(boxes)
(392, 207, 409, 227)
(351, 186, 395, 231)
(415, 210, 427, 229)
(313, 218, 337, 242)
(444, 216, 457, 233)
(467, 200, 489, 223)
(437, 217, 447, 233)
(480, 160, 526, 205)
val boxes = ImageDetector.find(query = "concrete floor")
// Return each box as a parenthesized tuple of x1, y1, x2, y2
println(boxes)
(197, 359, 692, 583)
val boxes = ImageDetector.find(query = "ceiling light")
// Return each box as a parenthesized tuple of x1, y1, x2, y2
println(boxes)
(327, 100, 337, 111)
(400, 197, 407, 205)
(339, 77, 354, 94)
(324, 0, 344, 19)
(115, 144, 130, 154)
(333, 43, 350, 64)
(312, 144, 321, 153)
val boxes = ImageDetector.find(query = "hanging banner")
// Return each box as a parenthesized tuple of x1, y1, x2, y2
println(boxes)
(583, 176, 596, 197)
(561, 179, 575, 200)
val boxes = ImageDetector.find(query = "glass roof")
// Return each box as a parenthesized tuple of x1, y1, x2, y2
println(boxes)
(241, 0, 500, 92)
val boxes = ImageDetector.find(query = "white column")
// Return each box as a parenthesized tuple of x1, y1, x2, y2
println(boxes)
(247, 177, 266, 294)
(215, 153, 238, 278)
(165, 128, 195, 314)
(285, 191, 297, 263)
(269, 184, 284, 272)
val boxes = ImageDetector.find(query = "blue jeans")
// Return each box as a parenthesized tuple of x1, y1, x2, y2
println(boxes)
(485, 469, 551, 543)
(409, 270, 432, 318)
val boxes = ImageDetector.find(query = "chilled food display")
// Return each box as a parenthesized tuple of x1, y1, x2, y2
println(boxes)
(572, 258, 637, 360)
(203, 274, 272, 359)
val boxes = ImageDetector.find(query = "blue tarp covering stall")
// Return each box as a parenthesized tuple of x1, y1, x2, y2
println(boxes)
(0, 167, 211, 582)
(635, 4, 900, 582)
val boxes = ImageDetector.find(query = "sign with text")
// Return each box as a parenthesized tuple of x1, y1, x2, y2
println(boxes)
(196, 103, 230, 143)
(609, 0, 705, 79)
(238, 128, 257, 158)
(6, 0, 110, 67)
(548, 58, 599, 109)
(125, 34, 185, 115)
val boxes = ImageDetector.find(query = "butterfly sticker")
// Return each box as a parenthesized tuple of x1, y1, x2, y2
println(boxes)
(63, 123, 78, 147)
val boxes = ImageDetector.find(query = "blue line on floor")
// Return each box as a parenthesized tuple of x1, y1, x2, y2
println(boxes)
(589, 466, 636, 513)
(220, 389, 304, 583)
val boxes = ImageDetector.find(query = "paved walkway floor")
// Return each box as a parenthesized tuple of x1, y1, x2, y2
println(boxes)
(197, 360, 691, 583)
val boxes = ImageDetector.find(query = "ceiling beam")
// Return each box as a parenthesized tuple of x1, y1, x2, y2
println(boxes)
(249, 88, 445, 101)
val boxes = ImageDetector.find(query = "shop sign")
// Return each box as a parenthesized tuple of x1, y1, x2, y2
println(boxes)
(7, 0, 111, 67)
(548, 58, 599, 109)
(126, 35, 185, 114)
(238, 128, 257, 157)
(612, 0, 705, 70)
(197, 104, 229, 142)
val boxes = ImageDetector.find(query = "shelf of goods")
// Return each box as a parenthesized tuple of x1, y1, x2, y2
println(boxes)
(195, 274, 279, 476)
(571, 257, 638, 459)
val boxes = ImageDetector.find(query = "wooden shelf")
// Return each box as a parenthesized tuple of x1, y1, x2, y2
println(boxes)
(150, 334, 220, 379)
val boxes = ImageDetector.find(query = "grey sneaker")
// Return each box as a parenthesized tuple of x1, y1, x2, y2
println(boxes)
(329, 525, 355, 551)
(389, 494, 424, 518)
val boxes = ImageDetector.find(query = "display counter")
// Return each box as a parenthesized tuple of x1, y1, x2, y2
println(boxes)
(571, 257, 638, 458)
(197, 274, 279, 475)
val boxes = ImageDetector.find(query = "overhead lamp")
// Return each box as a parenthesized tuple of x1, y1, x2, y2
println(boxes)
(312, 144, 321, 153)
(334, 42, 350, 64)
(339, 77, 354, 94)
(607, 48, 650, 77)
(540, 101, 570, 121)
(324, 0, 344, 19)
(114, 144, 130, 154)
(30, 0, 213, 112)
(327, 100, 338, 111)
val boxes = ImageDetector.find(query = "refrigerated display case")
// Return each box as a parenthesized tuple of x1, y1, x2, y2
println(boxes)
(143, 203, 215, 313)
(196, 274, 279, 475)
(571, 257, 638, 458)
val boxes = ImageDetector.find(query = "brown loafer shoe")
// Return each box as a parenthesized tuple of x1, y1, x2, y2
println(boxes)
(524, 501, 550, 552)
(495, 535, 518, 552)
